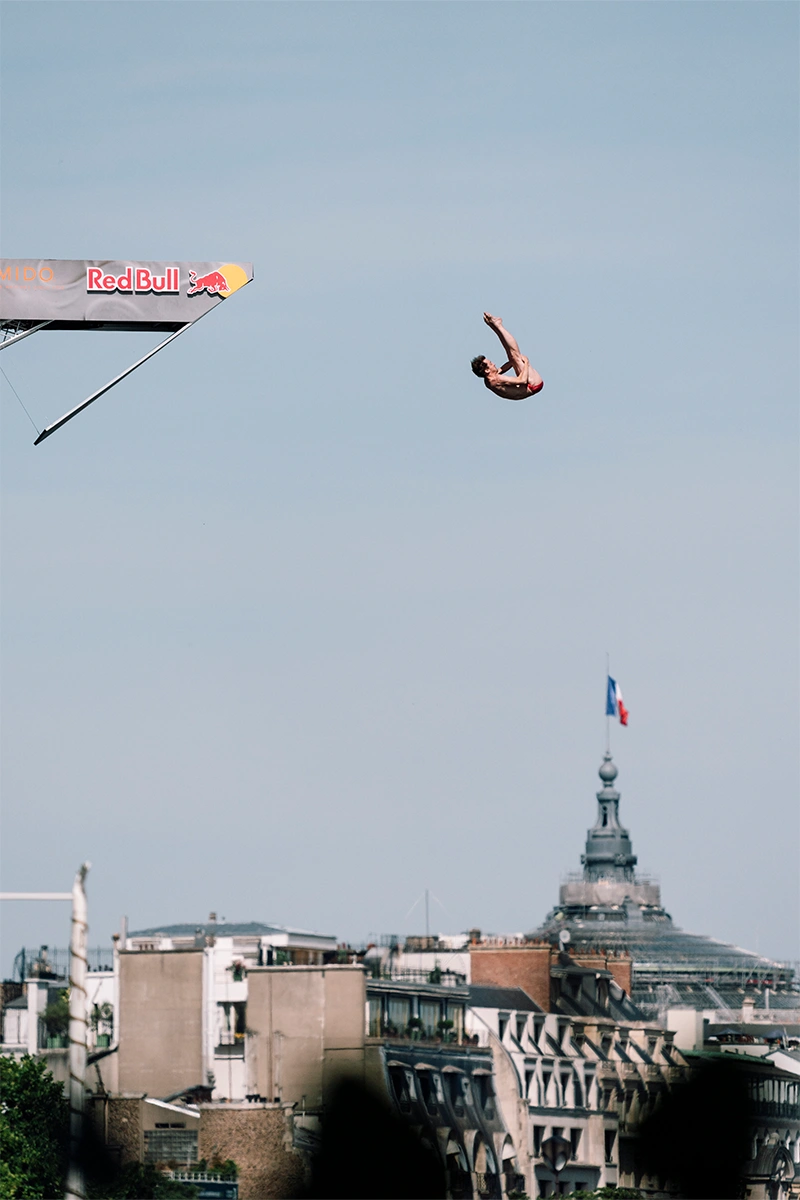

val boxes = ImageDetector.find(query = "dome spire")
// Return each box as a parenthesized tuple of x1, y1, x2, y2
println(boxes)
(580, 752, 637, 882)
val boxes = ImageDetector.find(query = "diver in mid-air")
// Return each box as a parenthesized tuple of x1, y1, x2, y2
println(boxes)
(471, 312, 543, 401)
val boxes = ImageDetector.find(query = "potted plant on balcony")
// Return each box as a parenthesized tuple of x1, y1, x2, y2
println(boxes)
(407, 1016, 423, 1041)
(437, 1018, 455, 1043)
(90, 1002, 114, 1048)
(41, 991, 70, 1048)
(229, 959, 247, 982)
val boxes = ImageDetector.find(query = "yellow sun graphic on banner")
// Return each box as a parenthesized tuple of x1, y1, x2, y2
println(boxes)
(217, 263, 249, 298)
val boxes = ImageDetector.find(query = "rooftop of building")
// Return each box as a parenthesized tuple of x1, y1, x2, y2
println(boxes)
(468, 984, 544, 1012)
(128, 920, 335, 941)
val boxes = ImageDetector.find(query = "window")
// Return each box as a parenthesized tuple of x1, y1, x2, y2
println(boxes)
(498, 1013, 509, 1041)
(573, 1075, 583, 1107)
(560, 1073, 571, 1104)
(474, 1075, 495, 1119)
(418, 1072, 438, 1116)
(524, 1069, 535, 1099)
(533, 1125, 545, 1156)
(367, 997, 381, 1037)
(448, 1074, 465, 1116)
(419, 1000, 440, 1037)
(516, 1016, 527, 1043)
(446, 1002, 464, 1043)
(533, 1018, 544, 1046)
(542, 1070, 552, 1103)
(144, 1129, 197, 1165)
(389, 1067, 411, 1114)
(387, 996, 410, 1033)
(570, 1129, 582, 1159)
(604, 1129, 616, 1163)
(217, 1002, 246, 1053)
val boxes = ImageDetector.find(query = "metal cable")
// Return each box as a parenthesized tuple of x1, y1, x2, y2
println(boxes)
(0, 364, 40, 435)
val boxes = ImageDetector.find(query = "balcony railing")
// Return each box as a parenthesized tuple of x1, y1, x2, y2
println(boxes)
(475, 1171, 501, 1198)
(752, 1101, 800, 1121)
(367, 967, 467, 987)
(369, 1025, 472, 1046)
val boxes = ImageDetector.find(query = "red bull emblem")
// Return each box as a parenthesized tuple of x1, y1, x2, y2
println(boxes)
(187, 269, 229, 296)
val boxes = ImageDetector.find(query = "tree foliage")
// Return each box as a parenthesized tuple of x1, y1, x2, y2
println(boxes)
(86, 1163, 198, 1199)
(41, 994, 70, 1038)
(0, 1054, 68, 1198)
(566, 1190, 643, 1199)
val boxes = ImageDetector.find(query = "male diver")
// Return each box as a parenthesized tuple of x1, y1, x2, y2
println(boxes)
(471, 312, 543, 401)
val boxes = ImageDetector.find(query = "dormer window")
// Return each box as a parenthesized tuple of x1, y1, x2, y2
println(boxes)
(498, 1013, 510, 1041)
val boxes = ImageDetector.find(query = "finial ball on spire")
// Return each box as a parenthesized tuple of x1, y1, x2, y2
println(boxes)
(598, 752, 618, 785)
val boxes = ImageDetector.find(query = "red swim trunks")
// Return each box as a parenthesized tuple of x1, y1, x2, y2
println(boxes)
(527, 380, 544, 394)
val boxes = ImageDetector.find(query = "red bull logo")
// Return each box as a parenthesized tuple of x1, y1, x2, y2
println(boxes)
(86, 266, 180, 294)
(187, 269, 229, 296)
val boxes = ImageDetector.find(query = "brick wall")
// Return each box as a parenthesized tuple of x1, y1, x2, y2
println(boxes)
(569, 950, 632, 997)
(605, 954, 632, 997)
(470, 942, 634, 1012)
(469, 944, 552, 1009)
(199, 1104, 306, 1200)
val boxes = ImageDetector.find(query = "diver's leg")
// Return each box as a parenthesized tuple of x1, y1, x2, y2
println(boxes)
(484, 314, 526, 376)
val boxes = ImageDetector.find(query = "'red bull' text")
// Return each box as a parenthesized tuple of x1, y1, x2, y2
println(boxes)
(86, 267, 180, 294)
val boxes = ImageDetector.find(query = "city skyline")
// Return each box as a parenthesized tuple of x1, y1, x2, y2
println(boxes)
(1, 3, 797, 971)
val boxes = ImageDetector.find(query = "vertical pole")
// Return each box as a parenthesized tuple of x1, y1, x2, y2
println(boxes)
(606, 652, 611, 755)
(65, 863, 90, 1200)
(425, 889, 430, 940)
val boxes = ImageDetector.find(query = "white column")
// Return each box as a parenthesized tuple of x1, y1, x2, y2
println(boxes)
(65, 863, 89, 1200)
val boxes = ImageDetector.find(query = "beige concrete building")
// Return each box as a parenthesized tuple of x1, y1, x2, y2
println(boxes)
(97, 948, 526, 1199)
(117, 949, 204, 1098)
(246, 964, 367, 1106)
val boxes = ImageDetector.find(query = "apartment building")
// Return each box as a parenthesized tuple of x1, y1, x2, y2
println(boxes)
(467, 939, 689, 1197)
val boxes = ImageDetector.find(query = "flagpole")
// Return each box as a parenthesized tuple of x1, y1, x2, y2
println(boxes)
(606, 652, 611, 755)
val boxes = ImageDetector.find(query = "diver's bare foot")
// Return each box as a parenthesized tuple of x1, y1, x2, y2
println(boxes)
(483, 312, 502, 328)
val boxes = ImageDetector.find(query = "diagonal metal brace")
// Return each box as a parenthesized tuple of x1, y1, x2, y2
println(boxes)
(34, 317, 204, 445)
(1, 320, 53, 350)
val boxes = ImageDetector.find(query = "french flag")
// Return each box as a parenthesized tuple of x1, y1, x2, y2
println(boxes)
(606, 676, 629, 725)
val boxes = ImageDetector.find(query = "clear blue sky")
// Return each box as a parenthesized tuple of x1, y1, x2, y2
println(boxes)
(1, 2, 797, 973)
